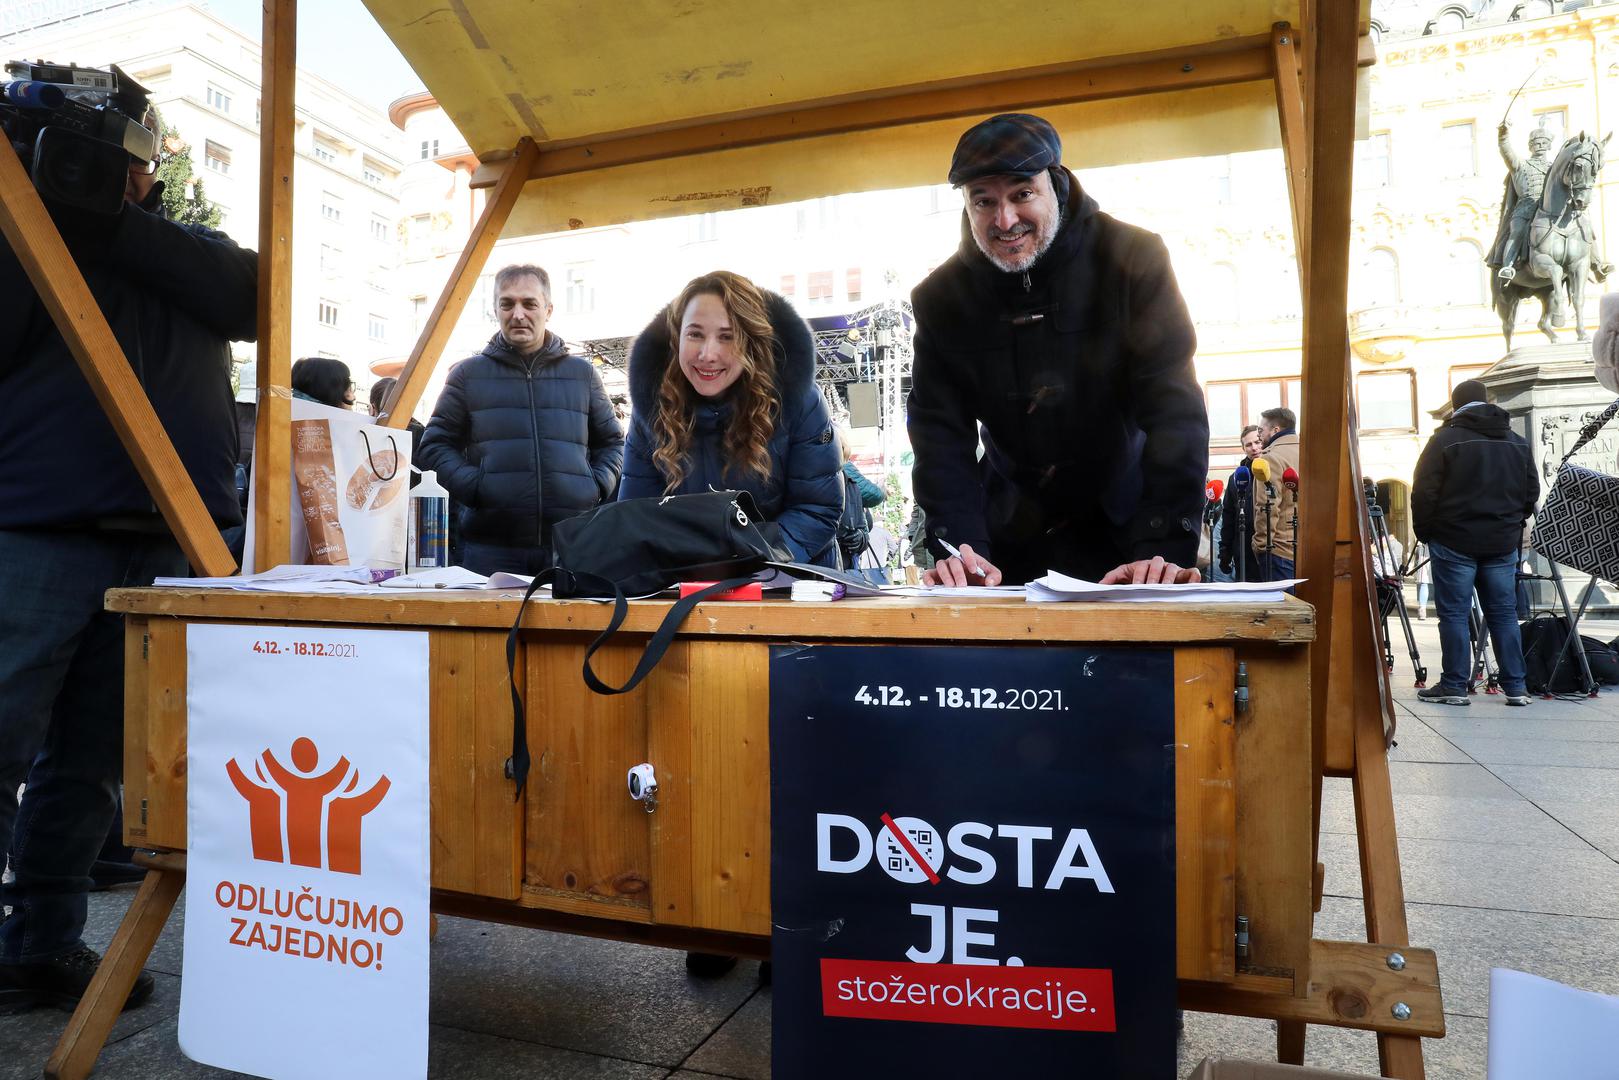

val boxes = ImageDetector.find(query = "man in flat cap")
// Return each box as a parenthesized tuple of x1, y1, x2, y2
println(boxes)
(909, 113, 1209, 586)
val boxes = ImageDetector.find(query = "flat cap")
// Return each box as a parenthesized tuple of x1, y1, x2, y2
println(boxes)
(948, 113, 1062, 187)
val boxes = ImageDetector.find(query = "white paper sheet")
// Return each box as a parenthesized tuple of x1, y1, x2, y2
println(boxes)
(1487, 968, 1619, 1079)
(1026, 571, 1303, 604)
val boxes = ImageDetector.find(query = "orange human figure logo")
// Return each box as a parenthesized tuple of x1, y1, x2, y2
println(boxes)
(226, 758, 284, 863)
(226, 737, 390, 875)
(326, 770, 391, 875)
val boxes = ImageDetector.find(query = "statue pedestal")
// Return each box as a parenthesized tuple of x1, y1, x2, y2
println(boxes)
(1479, 342, 1618, 615)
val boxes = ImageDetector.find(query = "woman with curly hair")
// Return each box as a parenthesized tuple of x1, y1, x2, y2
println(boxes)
(620, 271, 842, 567)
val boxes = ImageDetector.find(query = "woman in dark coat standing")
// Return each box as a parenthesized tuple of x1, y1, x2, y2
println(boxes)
(621, 271, 842, 567)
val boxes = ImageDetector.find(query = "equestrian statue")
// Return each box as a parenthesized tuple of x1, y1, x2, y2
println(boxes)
(1488, 118, 1613, 348)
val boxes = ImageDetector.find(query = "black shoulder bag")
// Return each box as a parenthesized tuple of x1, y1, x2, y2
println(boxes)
(503, 490, 791, 795)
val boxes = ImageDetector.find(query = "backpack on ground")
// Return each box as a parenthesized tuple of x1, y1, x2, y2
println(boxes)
(1582, 636, 1619, 685)
(1520, 615, 1582, 694)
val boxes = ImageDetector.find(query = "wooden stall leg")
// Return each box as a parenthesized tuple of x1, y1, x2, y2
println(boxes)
(45, 855, 186, 1080)
(1277, 1019, 1307, 1065)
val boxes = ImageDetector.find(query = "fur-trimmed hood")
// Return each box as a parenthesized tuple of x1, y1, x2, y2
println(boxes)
(627, 289, 817, 417)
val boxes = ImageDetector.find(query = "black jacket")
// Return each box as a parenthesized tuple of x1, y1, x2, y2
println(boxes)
(0, 198, 257, 529)
(907, 168, 1208, 580)
(417, 330, 624, 548)
(619, 292, 842, 565)
(1412, 403, 1539, 557)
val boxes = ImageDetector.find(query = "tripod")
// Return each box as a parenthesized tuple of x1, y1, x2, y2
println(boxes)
(1467, 595, 1501, 695)
(1365, 487, 1427, 686)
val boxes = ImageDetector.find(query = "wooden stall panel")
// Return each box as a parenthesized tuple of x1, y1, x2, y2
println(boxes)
(646, 643, 695, 926)
(523, 635, 654, 919)
(429, 629, 523, 899)
(687, 642, 771, 936)
(140, 618, 189, 851)
(1174, 647, 1237, 984)
(1232, 646, 1314, 992)
(122, 617, 151, 848)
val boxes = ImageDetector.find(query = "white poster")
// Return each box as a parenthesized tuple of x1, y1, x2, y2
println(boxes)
(181, 622, 431, 1080)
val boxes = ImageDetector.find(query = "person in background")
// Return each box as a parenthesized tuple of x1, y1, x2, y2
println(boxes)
(620, 270, 842, 567)
(290, 356, 355, 409)
(836, 430, 886, 573)
(0, 120, 257, 1011)
(908, 113, 1209, 588)
(1412, 380, 1539, 707)
(369, 377, 427, 491)
(1250, 408, 1300, 582)
(417, 264, 623, 576)
(1216, 424, 1264, 582)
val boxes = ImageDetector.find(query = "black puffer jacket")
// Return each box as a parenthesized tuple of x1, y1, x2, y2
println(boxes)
(907, 168, 1207, 580)
(417, 331, 623, 547)
(0, 196, 256, 528)
(1412, 403, 1539, 557)
(619, 292, 842, 565)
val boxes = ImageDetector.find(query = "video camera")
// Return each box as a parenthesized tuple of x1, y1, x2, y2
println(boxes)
(2, 60, 157, 215)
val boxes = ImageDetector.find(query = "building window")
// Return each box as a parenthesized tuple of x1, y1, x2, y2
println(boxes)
(362, 165, 385, 188)
(846, 268, 862, 304)
(564, 265, 595, 315)
(1439, 121, 1476, 179)
(410, 295, 428, 334)
(313, 140, 338, 165)
(1360, 132, 1391, 188)
(1534, 108, 1566, 144)
(206, 84, 232, 113)
(688, 213, 718, 243)
(779, 274, 796, 298)
(807, 270, 834, 303)
(203, 140, 231, 176)
(1446, 240, 1486, 306)
(405, 213, 430, 258)
(1205, 378, 1303, 441)
(1358, 247, 1401, 307)
(318, 301, 339, 328)
(419, 139, 439, 160)
(319, 244, 341, 271)
(1357, 370, 1417, 432)
(370, 215, 389, 243)
(321, 194, 342, 223)
(368, 315, 387, 343)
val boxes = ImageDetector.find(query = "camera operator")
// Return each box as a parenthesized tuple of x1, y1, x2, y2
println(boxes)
(0, 104, 257, 1013)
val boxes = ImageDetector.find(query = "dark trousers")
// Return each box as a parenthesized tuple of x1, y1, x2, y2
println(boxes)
(0, 529, 186, 962)
(1430, 542, 1527, 695)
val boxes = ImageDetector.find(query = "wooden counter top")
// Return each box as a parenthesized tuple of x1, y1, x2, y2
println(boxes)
(105, 587, 1314, 644)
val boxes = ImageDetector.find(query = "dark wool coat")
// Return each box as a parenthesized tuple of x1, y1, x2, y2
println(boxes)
(1412, 403, 1539, 558)
(907, 168, 1209, 583)
(0, 199, 256, 528)
(417, 330, 624, 547)
(619, 292, 842, 566)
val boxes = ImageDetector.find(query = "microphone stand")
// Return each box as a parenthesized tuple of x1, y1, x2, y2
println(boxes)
(1234, 489, 1249, 582)
(1263, 484, 1277, 580)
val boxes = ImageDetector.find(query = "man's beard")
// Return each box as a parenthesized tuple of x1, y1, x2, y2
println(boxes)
(975, 206, 1063, 274)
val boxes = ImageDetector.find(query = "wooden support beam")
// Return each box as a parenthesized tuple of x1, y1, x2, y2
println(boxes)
(1295, 0, 1361, 847)
(0, 151, 235, 576)
(1271, 24, 1311, 293)
(468, 39, 1275, 188)
(252, 0, 297, 571)
(381, 138, 539, 429)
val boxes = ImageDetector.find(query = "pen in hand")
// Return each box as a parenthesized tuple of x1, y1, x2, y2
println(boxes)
(936, 539, 987, 578)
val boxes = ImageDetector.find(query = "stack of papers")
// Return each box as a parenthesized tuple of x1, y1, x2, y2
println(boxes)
(151, 564, 539, 594)
(1027, 571, 1303, 604)
(379, 568, 536, 591)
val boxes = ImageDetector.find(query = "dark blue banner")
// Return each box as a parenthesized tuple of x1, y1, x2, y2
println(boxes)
(769, 644, 1177, 1077)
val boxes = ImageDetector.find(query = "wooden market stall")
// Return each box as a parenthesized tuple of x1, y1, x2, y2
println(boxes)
(0, 1, 1445, 1076)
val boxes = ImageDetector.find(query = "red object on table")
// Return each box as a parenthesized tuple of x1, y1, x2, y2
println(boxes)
(679, 581, 763, 601)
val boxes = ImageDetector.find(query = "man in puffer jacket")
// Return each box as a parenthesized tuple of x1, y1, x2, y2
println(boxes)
(1411, 380, 1539, 707)
(417, 264, 623, 575)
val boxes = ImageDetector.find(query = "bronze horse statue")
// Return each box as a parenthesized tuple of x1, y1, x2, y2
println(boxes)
(1491, 132, 1611, 349)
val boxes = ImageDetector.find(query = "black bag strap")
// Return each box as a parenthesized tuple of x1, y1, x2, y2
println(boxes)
(1558, 399, 1619, 468)
(503, 571, 754, 798)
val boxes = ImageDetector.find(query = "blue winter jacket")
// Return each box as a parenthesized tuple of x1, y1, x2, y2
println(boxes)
(619, 292, 842, 565)
(0, 196, 256, 528)
(417, 331, 624, 547)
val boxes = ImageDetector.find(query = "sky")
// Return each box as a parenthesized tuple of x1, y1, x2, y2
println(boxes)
(200, 0, 425, 110)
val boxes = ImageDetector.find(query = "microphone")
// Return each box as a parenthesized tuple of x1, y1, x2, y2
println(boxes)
(1232, 465, 1252, 490)
(1205, 478, 1225, 502)
(1250, 458, 1272, 484)
(1282, 467, 1299, 493)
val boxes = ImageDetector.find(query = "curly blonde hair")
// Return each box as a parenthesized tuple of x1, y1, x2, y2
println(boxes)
(651, 272, 780, 491)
